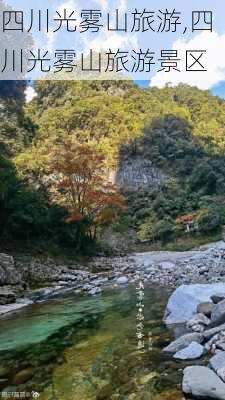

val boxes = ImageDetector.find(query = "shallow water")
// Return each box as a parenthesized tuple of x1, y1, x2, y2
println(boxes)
(0, 284, 185, 399)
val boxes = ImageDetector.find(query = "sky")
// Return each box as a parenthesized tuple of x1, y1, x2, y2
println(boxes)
(6, 0, 225, 99)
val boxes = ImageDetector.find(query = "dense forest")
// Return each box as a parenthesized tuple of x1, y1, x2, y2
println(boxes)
(1, 80, 225, 255)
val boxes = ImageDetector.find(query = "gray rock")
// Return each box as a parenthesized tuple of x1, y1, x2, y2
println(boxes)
(197, 301, 214, 317)
(205, 331, 225, 351)
(164, 283, 225, 325)
(0, 287, 16, 305)
(116, 157, 166, 189)
(183, 366, 225, 399)
(212, 294, 225, 304)
(212, 300, 225, 325)
(209, 352, 225, 382)
(173, 342, 205, 360)
(190, 324, 205, 333)
(204, 324, 225, 340)
(187, 313, 211, 328)
(116, 276, 128, 284)
(90, 277, 108, 286)
(158, 261, 175, 270)
(163, 332, 203, 354)
(26, 287, 56, 301)
(0, 253, 21, 285)
(88, 287, 102, 296)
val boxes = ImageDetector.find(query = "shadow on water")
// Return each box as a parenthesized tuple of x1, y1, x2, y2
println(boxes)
(0, 284, 187, 400)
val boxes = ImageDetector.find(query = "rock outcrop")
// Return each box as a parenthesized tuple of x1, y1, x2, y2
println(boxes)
(112, 157, 166, 189)
(0, 253, 22, 286)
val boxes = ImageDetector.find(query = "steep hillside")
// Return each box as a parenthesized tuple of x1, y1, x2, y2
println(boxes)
(2, 80, 225, 253)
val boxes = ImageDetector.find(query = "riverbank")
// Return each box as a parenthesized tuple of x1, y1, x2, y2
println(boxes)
(1, 240, 225, 316)
(163, 283, 225, 399)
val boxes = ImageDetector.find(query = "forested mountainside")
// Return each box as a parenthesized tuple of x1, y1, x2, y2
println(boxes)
(1, 80, 225, 255)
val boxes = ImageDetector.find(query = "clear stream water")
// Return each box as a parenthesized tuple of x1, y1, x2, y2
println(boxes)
(0, 284, 186, 400)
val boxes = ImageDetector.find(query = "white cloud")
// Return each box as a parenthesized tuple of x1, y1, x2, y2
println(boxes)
(93, 0, 126, 12)
(118, 0, 127, 14)
(25, 86, 37, 103)
(58, 0, 76, 15)
(46, 30, 55, 53)
(55, 0, 136, 58)
(95, 0, 109, 11)
(82, 30, 138, 54)
(150, 31, 225, 90)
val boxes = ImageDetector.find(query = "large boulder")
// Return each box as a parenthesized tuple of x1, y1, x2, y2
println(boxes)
(164, 283, 225, 325)
(0, 253, 21, 286)
(183, 366, 225, 399)
(212, 300, 225, 325)
(173, 342, 205, 360)
(209, 352, 225, 382)
(163, 332, 203, 354)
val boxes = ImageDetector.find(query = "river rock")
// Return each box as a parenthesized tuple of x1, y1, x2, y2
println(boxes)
(212, 300, 225, 325)
(88, 287, 102, 295)
(116, 276, 128, 284)
(173, 342, 205, 360)
(163, 332, 203, 354)
(212, 294, 225, 304)
(209, 352, 225, 382)
(182, 366, 225, 399)
(204, 324, 225, 340)
(28, 287, 63, 301)
(187, 313, 211, 328)
(197, 301, 214, 317)
(158, 261, 175, 270)
(164, 283, 225, 325)
(12, 368, 34, 385)
(205, 331, 225, 352)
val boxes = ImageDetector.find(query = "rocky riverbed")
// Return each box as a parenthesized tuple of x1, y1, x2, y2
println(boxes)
(3, 241, 225, 398)
(2, 240, 225, 315)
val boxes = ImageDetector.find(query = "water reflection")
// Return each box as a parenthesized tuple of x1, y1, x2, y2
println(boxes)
(0, 284, 186, 399)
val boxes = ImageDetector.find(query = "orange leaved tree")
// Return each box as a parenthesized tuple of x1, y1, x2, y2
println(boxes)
(176, 213, 197, 233)
(50, 138, 125, 240)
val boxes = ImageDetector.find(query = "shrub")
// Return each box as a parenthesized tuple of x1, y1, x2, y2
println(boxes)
(196, 208, 221, 234)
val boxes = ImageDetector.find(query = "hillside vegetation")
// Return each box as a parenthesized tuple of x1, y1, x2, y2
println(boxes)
(1, 80, 225, 254)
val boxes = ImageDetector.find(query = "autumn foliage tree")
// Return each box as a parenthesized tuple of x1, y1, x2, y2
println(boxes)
(50, 138, 125, 240)
(176, 213, 197, 233)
